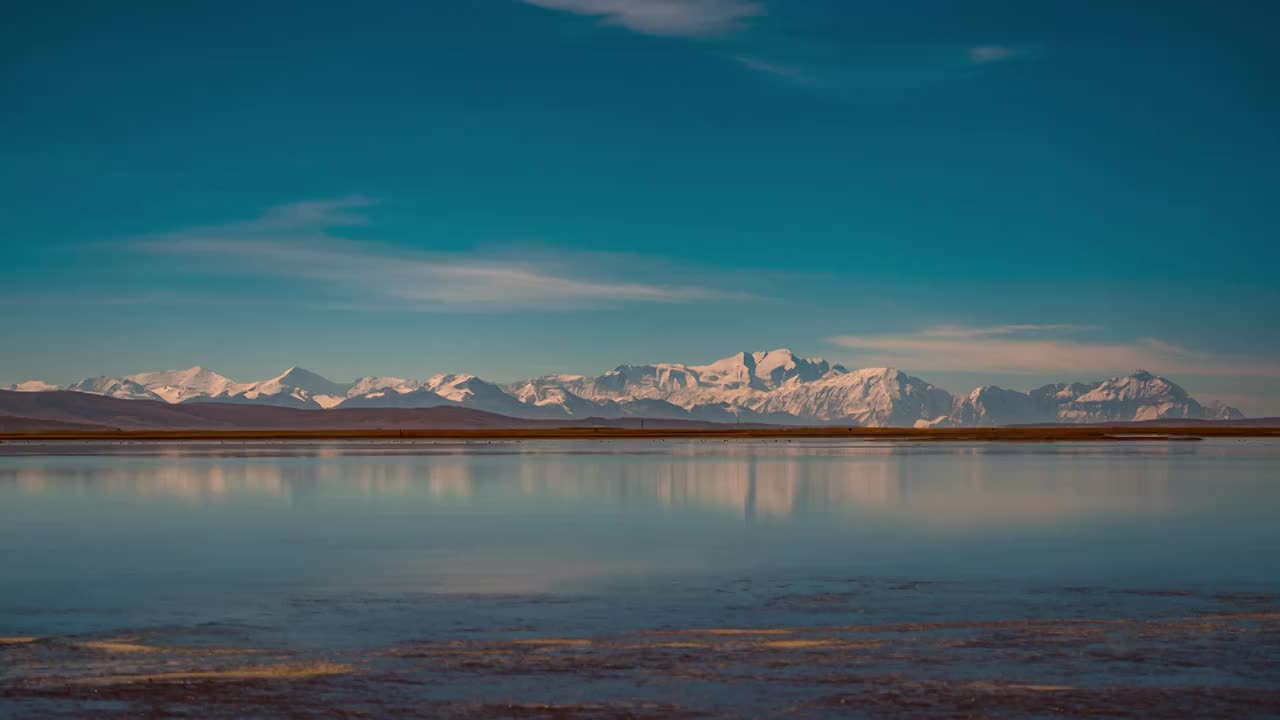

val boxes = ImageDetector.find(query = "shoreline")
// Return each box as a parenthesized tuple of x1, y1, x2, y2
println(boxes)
(1, 426, 1278, 442)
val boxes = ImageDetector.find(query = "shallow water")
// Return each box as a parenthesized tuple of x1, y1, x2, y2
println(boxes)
(1, 439, 1278, 717)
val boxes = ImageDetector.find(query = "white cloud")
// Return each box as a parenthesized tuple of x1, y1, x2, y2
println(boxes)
(522, 0, 763, 37)
(134, 198, 738, 311)
(827, 325, 1279, 378)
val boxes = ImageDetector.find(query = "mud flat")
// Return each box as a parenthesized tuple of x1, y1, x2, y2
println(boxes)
(3, 607, 1278, 718)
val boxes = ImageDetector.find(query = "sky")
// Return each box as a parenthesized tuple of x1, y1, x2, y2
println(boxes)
(2, 0, 1278, 413)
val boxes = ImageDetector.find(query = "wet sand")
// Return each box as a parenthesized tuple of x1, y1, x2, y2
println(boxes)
(4, 597, 1278, 718)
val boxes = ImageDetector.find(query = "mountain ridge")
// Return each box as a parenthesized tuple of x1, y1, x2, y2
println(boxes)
(1, 390, 1274, 435)
(3, 349, 1246, 427)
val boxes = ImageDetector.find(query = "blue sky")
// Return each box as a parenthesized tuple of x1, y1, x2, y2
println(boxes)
(2, 0, 1278, 412)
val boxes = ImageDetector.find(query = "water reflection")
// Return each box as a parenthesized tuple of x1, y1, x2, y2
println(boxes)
(1, 439, 1278, 632)
(2, 440, 1271, 530)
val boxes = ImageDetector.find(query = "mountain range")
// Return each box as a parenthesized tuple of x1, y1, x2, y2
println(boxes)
(3, 349, 1245, 427)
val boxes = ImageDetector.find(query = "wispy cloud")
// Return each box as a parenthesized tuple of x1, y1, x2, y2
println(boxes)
(827, 325, 1279, 378)
(522, 2, 1032, 92)
(733, 55, 812, 84)
(916, 324, 1085, 339)
(0, 291, 218, 308)
(133, 197, 741, 311)
(253, 195, 377, 230)
(522, 0, 763, 37)
(968, 45, 1026, 65)
(732, 43, 1034, 91)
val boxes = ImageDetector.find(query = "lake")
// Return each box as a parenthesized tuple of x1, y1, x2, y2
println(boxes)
(1, 439, 1278, 717)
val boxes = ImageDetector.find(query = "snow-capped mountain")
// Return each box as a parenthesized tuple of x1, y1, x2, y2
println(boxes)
(338, 387, 455, 409)
(1201, 400, 1246, 421)
(6, 353, 1247, 426)
(64, 376, 166, 402)
(522, 349, 849, 412)
(1059, 371, 1202, 423)
(750, 367, 953, 426)
(414, 374, 564, 419)
(543, 364, 700, 403)
(346, 376, 422, 398)
(690, 349, 844, 391)
(250, 366, 352, 408)
(179, 367, 352, 410)
(950, 386, 1043, 427)
(507, 377, 611, 418)
(946, 371, 1241, 426)
(126, 366, 244, 404)
(514, 355, 950, 426)
(1, 380, 60, 392)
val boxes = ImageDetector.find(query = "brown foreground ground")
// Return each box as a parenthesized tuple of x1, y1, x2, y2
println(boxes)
(4, 606, 1278, 718)
(2, 424, 1278, 442)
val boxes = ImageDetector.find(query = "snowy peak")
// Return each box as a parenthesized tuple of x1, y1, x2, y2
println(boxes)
(950, 385, 1041, 427)
(217, 367, 352, 409)
(691, 351, 759, 389)
(129, 365, 222, 387)
(347, 376, 421, 397)
(423, 374, 484, 402)
(127, 366, 242, 404)
(113, 365, 357, 409)
(417, 374, 555, 417)
(1064, 370, 1201, 422)
(65, 376, 165, 402)
(954, 371, 1240, 425)
(1075, 370, 1185, 405)
(269, 367, 352, 398)
(7, 357, 1250, 427)
(692, 348, 836, 391)
(509, 378, 605, 417)
(2, 380, 60, 392)
(338, 387, 453, 409)
(751, 348, 837, 386)
(342, 374, 566, 418)
(753, 366, 954, 426)
(599, 364, 699, 397)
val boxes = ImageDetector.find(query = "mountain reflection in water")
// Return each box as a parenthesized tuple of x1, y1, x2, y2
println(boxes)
(0, 440, 1220, 528)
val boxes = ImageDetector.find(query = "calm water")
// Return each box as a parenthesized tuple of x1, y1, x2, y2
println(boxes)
(1, 439, 1278, 717)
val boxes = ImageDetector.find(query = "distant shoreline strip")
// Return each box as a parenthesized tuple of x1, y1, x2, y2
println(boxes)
(1, 426, 1277, 442)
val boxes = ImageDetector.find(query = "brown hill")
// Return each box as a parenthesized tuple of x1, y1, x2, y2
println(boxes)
(0, 390, 531, 430)
(3, 391, 1275, 437)
(0, 413, 114, 432)
(0, 390, 749, 432)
